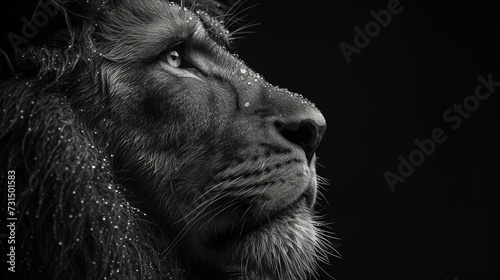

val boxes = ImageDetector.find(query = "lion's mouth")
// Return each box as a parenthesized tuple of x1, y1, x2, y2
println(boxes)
(204, 176, 317, 249)
(262, 195, 308, 226)
(206, 193, 308, 245)
(266, 180, 317, 221)
(239, 191, 310, 238)
(239, 177, 317, 232)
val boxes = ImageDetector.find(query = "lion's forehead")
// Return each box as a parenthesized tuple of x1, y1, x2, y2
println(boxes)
(95, 1, 232, 63)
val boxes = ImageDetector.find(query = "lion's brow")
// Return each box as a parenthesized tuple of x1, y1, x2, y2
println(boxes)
(196, 10, 232, 50)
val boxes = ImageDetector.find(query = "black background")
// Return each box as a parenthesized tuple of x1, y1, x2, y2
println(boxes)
(1, 1, 499, 279)
(236, 1, 500, 279)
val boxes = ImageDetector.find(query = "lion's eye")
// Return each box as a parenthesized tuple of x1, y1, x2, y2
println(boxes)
(166, 50, 182, 68)
(159, 43, 195, 70)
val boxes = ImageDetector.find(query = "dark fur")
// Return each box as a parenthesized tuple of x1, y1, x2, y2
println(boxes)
(1, 1, 333, 279)
(1, 75, 172, 279)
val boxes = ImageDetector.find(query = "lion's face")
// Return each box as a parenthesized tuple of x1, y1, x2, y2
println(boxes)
(73, 0, 327, 278)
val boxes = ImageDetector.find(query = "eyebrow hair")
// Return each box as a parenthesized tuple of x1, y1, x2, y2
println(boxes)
(197, 10, 233, 51)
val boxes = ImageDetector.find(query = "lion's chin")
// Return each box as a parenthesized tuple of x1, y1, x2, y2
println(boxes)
(224, 201, 322, 280)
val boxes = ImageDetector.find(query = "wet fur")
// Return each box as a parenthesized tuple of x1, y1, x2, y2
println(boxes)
(1, 0, 333, 279)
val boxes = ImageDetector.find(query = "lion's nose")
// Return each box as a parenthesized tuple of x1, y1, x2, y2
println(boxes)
(238, 80, 326, 162)
(273, 114, 326, 163)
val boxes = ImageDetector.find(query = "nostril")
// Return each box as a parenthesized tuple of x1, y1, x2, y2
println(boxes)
(274, 119, 322, 163)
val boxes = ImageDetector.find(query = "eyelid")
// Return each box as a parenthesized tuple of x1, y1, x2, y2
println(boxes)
(162, 31, 196, 56)
(158, 40, 185, 58)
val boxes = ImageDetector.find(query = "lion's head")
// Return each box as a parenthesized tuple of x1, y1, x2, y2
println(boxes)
(1, 0, 331, 279)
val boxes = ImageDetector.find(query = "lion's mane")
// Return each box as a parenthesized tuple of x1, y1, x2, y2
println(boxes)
(1, 1, 236, 279)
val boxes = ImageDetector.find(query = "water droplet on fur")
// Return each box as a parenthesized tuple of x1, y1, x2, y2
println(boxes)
(240, 67, 247, 73)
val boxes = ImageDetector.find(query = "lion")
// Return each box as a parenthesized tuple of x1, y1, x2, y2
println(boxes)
(0, 0, 334, 279)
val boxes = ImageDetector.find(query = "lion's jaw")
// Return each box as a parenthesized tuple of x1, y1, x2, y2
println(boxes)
(172, 162, 325, 280)
(165, 142, 327, 279)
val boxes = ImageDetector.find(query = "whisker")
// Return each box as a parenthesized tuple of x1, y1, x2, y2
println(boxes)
(162, 177, 247, 254)
(170, 182, 227, 225)
(225, 2, 260, 31)
(229, 22, 260, 39)
(189, 0, 197, 12)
